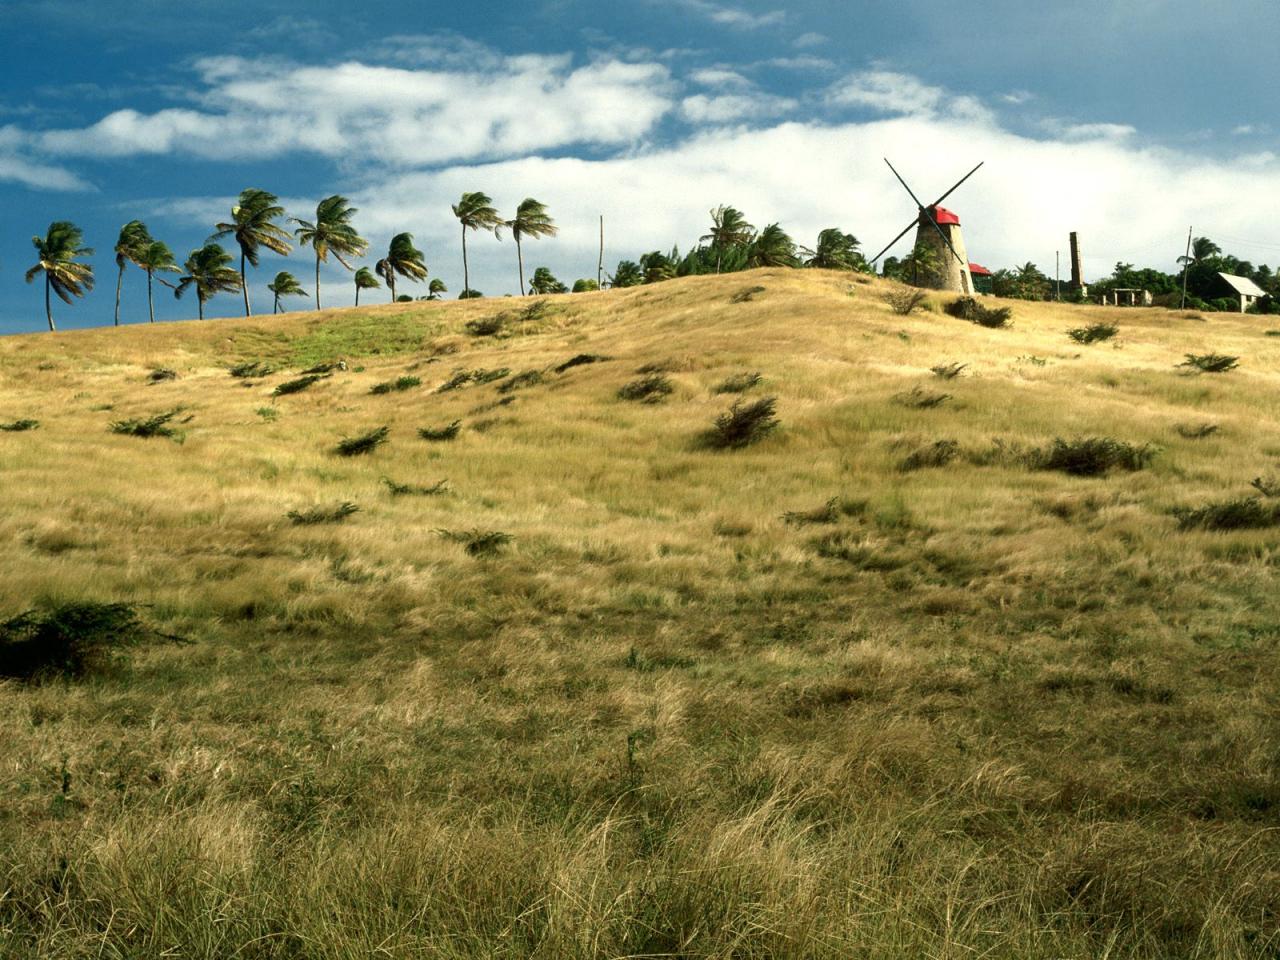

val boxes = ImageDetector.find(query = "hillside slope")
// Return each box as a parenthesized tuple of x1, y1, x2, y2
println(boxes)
(2, 270, 1279, 957)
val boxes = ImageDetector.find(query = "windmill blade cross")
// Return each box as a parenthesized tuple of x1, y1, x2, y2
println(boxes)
(884, 158, 927, 211)
(870, 218, 920, 264)
(929, 161, 985, 209)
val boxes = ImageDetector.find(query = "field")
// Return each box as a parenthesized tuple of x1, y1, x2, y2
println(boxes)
(1, 269, 1278, 958)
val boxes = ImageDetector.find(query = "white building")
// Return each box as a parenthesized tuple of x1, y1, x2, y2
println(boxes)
(1216, 272, 1268, 313)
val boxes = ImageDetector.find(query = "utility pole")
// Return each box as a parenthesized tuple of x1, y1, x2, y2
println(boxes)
(1180, 226, 1193, 309)
(597, 215, 604, 289)
(1056, 250, 1061, 301)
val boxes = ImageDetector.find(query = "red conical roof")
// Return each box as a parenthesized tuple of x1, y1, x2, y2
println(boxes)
(927, 205, 961, 226)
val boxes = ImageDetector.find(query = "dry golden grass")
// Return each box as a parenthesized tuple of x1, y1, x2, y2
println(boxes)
(1, 270, 1279, 957)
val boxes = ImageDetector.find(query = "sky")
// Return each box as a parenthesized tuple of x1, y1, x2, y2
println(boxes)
(3, 0, 1280, 333)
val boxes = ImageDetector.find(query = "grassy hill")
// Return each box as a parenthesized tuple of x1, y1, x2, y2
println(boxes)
(1, 269, 1278, 957)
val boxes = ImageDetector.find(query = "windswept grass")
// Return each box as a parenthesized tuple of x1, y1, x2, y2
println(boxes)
(109, 408, 187, 442)
(335, 425, 389, 456)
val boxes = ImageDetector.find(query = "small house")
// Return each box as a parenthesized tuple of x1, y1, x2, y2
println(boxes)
(968, 262, 993, 295)
(1215, 273, 1268, 313)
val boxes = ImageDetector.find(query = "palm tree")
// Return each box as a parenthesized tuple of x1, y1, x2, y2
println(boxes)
(452, 192, 503, 297)
(505, 198, 558, 296)
(609, 260, 643, 288)
(701, 205, 755, 273)
(801, 229, 865, 271)
(374, 233, 428, 303)
(26, 221, 94, 332)
(267, 272, 308, 314)
(175, 243, 242, 320)
(112, 220, 152, 326)
(292, 195, 368, 310)
(746, 223, 798, 268)
(427, 278, 447, 300)
(212, 188, 292, 316)
(353, 266, 380, 306)
(133, 240, 180, 323)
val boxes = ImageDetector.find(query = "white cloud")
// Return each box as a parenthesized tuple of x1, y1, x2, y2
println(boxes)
(36, 53, 676, 167)
(1039, 118, 1136, 142)
(764, 56, 835, 71)
(829, 70, 994, 124)
(689, 67, 752, 90)
(793, 32, 828, 48)
(670, 0, 785, 29)
(0, 127, 91, 191)
(680, 93, 797, 123)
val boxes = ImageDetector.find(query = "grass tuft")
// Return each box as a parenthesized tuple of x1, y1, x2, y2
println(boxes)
(382, 477, 449, 497)
(1175, 422, 1219, 439)
(705, 396, 779, 449)
(930, 362, 967, 380)
(1030, 437, 1157, 476)
(618, 374, 674, 403)
(335, 426, 389, 456)
(893, 386, 952, 409)
(712, 371, 763, 394)
(781, 497, 842, 526)
(418, 421, 462, 441)
(147, 368, 177, 383)
(1173, 496, 1280, 531)
(287, 502, 359, 525)
(0, 602, 154, 682)
(0, 418, 39, 432)
(1181, 353, 1239, 373)
(554, 353, 610, 374)
(497, 370, 545, 394)
(369, 375, 421, 395)
(1067, 322, 1119, 344)
(730, 285, 766, 303)
(436, 528, 514, 556)
(1249, 475, 1280, 497)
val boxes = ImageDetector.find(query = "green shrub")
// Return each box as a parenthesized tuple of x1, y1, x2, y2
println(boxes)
(893, 386, 951, 409)
(1173, 496, 1280, 531)
(712, 371, 763, 394)
(0, 602, 155, 682)
(287, 502, 359, 525)
(554, 353, 610, 374)
(110, 409, 187, 442)
(930, 362, 966, 380)
(436, 528, 514, 556)
(618, 374, 674, 403)
(497, 370, 545, 394)
(369, 375, 421, 395)
(148, 368, 177, 383)
(731, 285, 766, 304)
(705, 396, 779, 449)
(472, 368, 511, 385)
(229, 360, 275, 378)
(382, 477, 449, 497)
(418, 421, 461, 441)
(946, 297, 1012, 328)
(1030, 437, 1157, 476)
(301, 360, 346, 374)
(1181, 353, 1239, 373)
(899, 439, 960, 471)
(883, 288, 927, 315)
(1067, 322, 1119, 344)
(436, 370, 474, 392)
(273, 374, 328, 397)
(0, 419, 39, 432)
(464, 315, 505, 337)
(335, 426, 389, 456)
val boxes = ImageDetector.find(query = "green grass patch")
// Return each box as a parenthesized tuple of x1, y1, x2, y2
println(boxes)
(370, 375, 422, 395)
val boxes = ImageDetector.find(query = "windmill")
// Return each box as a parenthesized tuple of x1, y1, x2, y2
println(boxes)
(871, 159, 984, 293)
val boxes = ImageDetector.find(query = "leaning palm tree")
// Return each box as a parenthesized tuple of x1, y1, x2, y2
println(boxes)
(801, 229, 864, 271)
(26, 221, 94, 332)
(175, 243, 243, 321)
(211, 188, 292, 316)
(112, 220, 152, 326)
(374, 233, 428, 303)
(701, 206, 755, 273)
(267, 271, 308, 314)
(353, 266, 380, 306)
(292, 195, 368, 310)
(133, 240, 180, 324)
(452, 192, 503, 298)
(746, 223, 798, 268)
(505, 198, 558, 296)
(426, 278, 447, 300)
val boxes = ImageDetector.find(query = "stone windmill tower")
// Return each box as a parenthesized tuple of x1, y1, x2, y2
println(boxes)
(871, 159, 984, 294)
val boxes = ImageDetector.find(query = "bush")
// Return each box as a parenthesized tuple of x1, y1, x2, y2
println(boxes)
(273, 374, 328, 397)
(945, 297, 1012, 328)
(436, 528, 514, 557)
(148, 368, 177, 383)
(1173, 496, 1280, 531)
(472, 368, 511, 385)
(497, 370, 545, 394)
(781, 498, 843, 526)
(464, 315, 505, 337)
(1175, 422, 1219, 439)
(335, 426, 389, 456)
(1068, 322, 1119, 344)
(731, 285, 766, 304)
(436, 370, 474, 392)
(712, 371, 763, 394)
(418, 421, 461, 441)
(929, 362, 966, 380)
(899, 439, 960, 471)
(1181, 353, 1239, 373)
(705, 396, 779, 449)
(383, 477, 449, 497)
(554, 353, 610, 374)
(110, 409, 187, 442)
(0, 602, 154, 682)
(301, 360, 346, 375)
(229, 360, 275, 378)
(0, 419, 39, 432)
(370, 375, 421, 395)
(892, 386, 951, 409)
(1030, 437, 1157, 476)
(618, 374, 674, 403)
(883, 288, 928, 315)
(287, 502, 359, 525)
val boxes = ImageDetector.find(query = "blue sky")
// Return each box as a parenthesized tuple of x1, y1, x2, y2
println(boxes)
(2, 0, 1280, 333)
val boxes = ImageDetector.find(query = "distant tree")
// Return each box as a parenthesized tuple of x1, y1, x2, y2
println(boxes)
(610, 260, 643, 288)
(452, 192, 503, 298)
(427, 278, 447, 300)
(112, 220, 152, 326)
(701, 205, 755, 273)
(529, 267, 568, 294)
(1014, 262, 1050, 300)
(506, 198, 557, 296)
(267, 271, 308, 314)
(572, 278, 599, 293)
(353, 266, 380, 306)
(458, 289, 484, 299)
(133, 240, 180, 323)
(747, 223, 799, 268)
(211, 188, 292, 316)
(26, 221, 95, 332)
(175, 243, 242, 321)
(639, 250, 677, 284)
(293, 195, 368, 310)
(374, 233, 428, 303)
(801, 229, 867, 271)
(396, 294, 414, 302)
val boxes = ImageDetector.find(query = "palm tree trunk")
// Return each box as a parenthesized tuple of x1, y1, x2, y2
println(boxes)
(462, 224, 469, 296)
(240, 248, 251, 316)
(389, 276, 396, 303)
(147, 270, 155, 323)
(45, 275, 55, 332)
(115, 263, 124, 326)
(198, 296, 205, 321)
(273, 294, 280, 314)
(355, 283, 360, 308)
(517, 236, 525, 296)
(315, 252, 322, 311)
